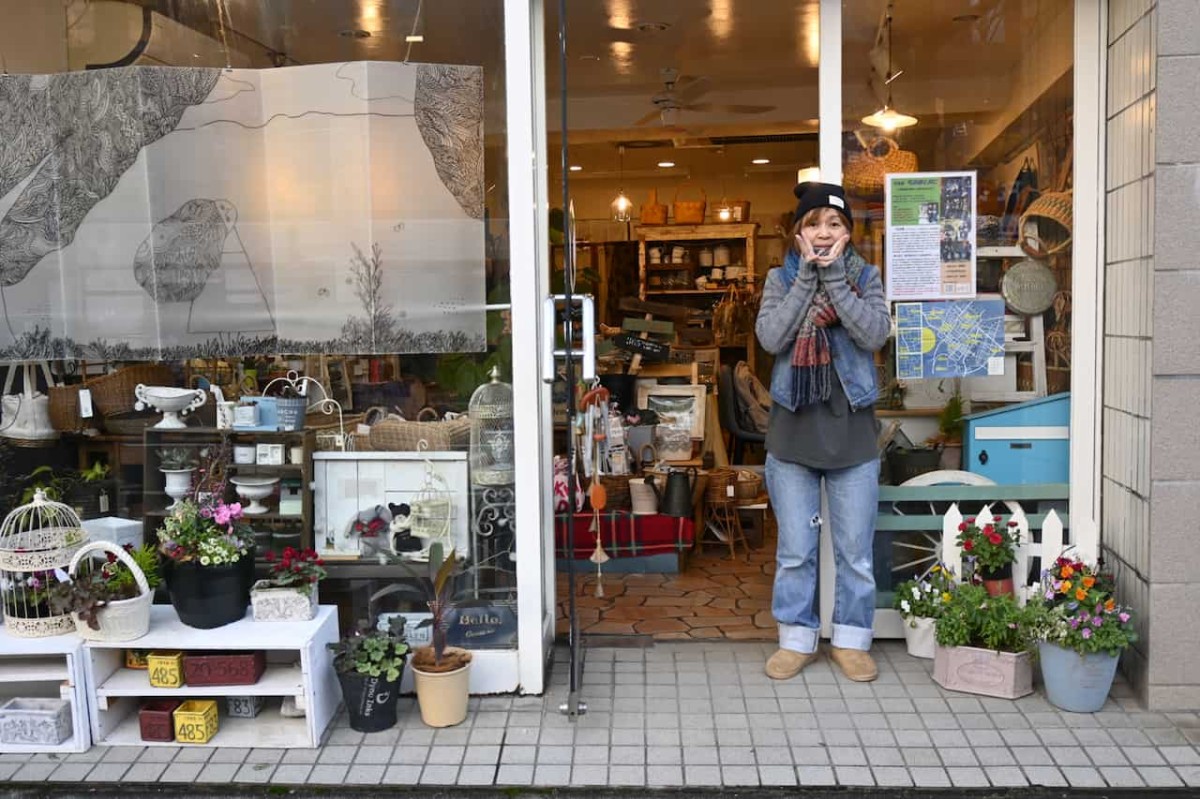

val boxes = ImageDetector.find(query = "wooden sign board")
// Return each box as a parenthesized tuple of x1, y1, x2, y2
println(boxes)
(612, 334, 670, 362)
(622, 317, 675, 336)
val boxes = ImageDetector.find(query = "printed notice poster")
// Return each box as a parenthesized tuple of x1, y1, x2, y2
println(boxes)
(895, 300, 1006, 380)
(885, 171, 977, 301)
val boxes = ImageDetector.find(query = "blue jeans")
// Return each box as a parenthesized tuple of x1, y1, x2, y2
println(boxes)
(765, 453, 879, 653)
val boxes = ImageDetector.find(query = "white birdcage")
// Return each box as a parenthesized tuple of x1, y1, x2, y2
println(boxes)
(469, 366, 514, 486)
(0, 490, 88, 637)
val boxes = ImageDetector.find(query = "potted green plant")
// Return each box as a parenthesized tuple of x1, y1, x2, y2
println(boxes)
(251, 547, 327, 621)
(157, 497, 254, 629)
(49, 542, 160, 642)
(892, 563, 956, 659)
(327, 616, 409, 733)
(932, 582, 1035, 699)
(375, 543, 474, 727)
(955, 515, 1021, 596)
(1027, 554, 1136, 712)
(933, 392, 964, 470)
(158, 447, 198, 511)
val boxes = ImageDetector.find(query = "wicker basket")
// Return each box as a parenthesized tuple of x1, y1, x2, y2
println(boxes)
(88, 364, 175, 418)
(103, 411, 161, 436)
(705, 467, 738, 505)
(734, 469, 764, 505)
(843, 136, 918, 198)
(48, 384, 89, 433)
(1019, 190, 1073, 258)
(596, 474, 632, 512)
(368, 408, 470, 452)
(673, 183, 707, 224)
(67, 541, 152, 642)
(640, 189, 668, 225)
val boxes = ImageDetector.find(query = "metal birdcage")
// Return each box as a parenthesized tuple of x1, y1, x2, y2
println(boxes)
(0, 490, 88, 637)
(408, 450, 455, 561)
(469, 366, 514, 486)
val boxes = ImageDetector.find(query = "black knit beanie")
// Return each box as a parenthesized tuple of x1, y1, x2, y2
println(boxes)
(793, 182, 853, 229)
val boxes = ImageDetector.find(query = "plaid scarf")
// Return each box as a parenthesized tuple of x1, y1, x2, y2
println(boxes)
(781, 247, 862, 406)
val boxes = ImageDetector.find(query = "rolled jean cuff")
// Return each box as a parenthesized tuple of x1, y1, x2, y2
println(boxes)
(831, 623, 873, 651)
(778, 622, 819, 655)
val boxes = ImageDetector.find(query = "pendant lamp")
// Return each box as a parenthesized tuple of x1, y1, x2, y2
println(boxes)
(611, 145, 632, 222)
(862, 6, 917, 131)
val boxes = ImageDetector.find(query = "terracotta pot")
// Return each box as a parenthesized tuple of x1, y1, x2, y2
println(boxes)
(981, 563, 1015, 597)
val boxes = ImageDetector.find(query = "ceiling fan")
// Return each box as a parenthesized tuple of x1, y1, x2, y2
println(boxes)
(632, 68, 775, 127)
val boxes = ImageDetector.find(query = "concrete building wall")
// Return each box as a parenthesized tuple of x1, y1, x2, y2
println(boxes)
(1107, 0, 1200, 709)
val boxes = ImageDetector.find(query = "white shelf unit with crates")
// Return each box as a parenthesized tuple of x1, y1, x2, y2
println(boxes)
(0, 627, 90, 753)
(82, 605, 339, 748)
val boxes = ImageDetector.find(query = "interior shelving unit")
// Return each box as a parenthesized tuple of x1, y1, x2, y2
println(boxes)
(636, 222, 760, 372)
(0, 628, 91, 753)
(83, 605, 339, 748)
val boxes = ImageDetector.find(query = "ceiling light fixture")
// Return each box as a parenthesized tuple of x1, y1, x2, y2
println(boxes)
(569, 165, 583, 172)
(862, 4, 917, 131)
(611, 146, 632, 222)
(405, 35, 424, 43)
(797, 166, 821, 184)
(657, 160, 676, 168)
(635, 21, 671, 33)
(339, 29, 371, 38)
(751, 158, 771, 165)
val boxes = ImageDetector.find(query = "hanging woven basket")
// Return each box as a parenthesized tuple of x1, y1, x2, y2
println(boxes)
(1019, 190, 1073, 258)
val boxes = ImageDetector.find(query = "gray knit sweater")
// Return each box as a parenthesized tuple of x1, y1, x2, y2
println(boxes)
(755, 250, 891, 357)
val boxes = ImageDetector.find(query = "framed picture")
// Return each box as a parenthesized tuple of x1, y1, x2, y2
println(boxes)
(635, 383, 706, 440)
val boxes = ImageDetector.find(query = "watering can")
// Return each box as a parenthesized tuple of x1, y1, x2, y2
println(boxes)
(657, 466, 697, 519)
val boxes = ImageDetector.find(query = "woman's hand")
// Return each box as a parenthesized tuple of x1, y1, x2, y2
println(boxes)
(796, 232, 851, 268)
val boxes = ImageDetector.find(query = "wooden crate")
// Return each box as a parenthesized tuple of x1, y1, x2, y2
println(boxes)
(173, 700, 218, 744)
(147, 651, 184, 688)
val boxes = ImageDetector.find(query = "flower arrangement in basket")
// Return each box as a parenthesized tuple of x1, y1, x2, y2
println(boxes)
(892, 563, 956, 658)
(1026, 554, 1137, 712)
(252, 547, 327, 622)
(49, 542, 160, 641)
(955, 515, 1020, 595)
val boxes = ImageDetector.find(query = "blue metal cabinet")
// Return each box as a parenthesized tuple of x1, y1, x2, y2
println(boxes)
(964, 393, 1070, 485)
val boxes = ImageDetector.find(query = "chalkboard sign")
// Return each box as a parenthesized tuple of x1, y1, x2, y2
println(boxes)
(612, 334, 670, 362)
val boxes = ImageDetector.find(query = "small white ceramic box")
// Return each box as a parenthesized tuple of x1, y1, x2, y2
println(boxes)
(256, 443, 285, 466)
(0, 698, 73, 745)
(82, 517, 142, 549)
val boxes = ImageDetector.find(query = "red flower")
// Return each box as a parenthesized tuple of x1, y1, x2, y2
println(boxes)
(1007, 520, 1018, 528)
(963, 539, 975, 552)
(957, 522, 967, 532)
(983, 525, 995, 535)
(987, 532, 1003, 546)
(265, 551, 276, 562)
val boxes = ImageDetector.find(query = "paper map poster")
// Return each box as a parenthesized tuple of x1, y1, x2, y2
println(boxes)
(885, 172, 977, 301)
(895, 300, 1005, 380)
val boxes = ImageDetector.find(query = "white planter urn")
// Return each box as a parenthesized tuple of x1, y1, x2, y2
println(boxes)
(161, 468, 195, 510)
(250, 580, 318, 622)
(902, 616, 937, 659)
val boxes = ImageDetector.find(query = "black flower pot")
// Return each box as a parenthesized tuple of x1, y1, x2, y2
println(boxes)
(338, 671, 402, 733)
(162, 557, 252, 629)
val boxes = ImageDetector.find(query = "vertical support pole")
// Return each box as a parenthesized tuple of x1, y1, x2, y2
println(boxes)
(818, 0, 843, 184)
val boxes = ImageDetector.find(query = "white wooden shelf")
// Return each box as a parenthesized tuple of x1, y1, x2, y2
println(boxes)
(0, 626, 90, 753)
(95, 663, 304, 701)
(83, 605, 339, 748)
(99, 702, 311, 748)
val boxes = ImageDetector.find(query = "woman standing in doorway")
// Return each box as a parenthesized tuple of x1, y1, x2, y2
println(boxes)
(755, 182, 891, 682)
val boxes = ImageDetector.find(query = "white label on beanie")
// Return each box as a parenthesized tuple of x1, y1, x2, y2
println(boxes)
(828, 195, 845, 209)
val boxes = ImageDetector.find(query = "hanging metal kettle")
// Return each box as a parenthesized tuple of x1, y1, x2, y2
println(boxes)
(659, 467, 697, 518)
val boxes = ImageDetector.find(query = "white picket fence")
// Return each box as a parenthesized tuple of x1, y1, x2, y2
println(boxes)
(939, 503, 1066, 606)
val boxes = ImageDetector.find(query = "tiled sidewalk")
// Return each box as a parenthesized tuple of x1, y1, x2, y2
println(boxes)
(3, 641, 1200, 790)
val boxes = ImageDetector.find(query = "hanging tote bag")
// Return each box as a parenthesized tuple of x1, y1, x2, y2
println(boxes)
(843, 134, 918, 198)
(1, 362, 59, 446)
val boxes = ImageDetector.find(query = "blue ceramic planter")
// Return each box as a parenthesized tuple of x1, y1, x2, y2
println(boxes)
(1039, 641, 1119, 713)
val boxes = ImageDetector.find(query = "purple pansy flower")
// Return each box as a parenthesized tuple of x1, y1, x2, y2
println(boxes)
(1092, 616, 1103, 628)
(1081, 628, 1093, 639)
(1118, 612, 1131, 623)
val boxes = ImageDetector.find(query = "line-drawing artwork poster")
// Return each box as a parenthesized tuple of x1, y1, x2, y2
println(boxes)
(895, 300, 1005, 380)
(0, 62, 485, 360)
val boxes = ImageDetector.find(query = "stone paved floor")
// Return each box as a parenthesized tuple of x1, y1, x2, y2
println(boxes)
(3, 640, 1200, 790)
(554, 519, 778, 641)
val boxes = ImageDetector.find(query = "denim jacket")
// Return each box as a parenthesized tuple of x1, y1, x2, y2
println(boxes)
(756, 249, 890, 413)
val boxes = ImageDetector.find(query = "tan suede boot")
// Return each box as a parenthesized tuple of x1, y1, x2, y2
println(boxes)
(829, 646, 878, 682)
(765, 648, 820, 680)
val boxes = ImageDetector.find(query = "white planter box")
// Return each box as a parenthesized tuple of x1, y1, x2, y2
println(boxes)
(251, 582, 318, 622)
(0, 698, 73, 745)
(932, 644, 1033, 699)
